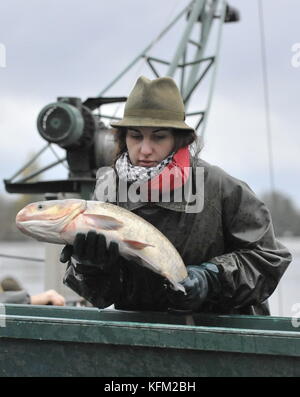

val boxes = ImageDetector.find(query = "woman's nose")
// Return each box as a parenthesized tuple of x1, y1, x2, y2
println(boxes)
(140, 139, 153, 155)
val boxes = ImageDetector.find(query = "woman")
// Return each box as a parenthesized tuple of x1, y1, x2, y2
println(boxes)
(61, 76, 292, 315)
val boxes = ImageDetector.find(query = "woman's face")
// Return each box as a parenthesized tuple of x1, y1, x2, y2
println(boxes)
(126, 127, 175, 167)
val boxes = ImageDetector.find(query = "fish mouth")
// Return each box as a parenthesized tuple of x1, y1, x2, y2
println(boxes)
(15, 221, 36, 238)
(16, 208, 27, 223)
(16, 223, 26, 233)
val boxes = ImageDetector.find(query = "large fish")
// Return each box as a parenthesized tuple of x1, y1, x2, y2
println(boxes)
(16, 199, 187, 292)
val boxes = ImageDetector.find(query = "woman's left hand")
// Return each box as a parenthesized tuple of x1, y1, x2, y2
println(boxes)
(166, 264, 220, 311)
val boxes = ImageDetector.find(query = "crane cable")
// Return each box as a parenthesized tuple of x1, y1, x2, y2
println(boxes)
(110, 0, 186, 123)
(258, 0, 283, 316)
(257, 0, 276, 196)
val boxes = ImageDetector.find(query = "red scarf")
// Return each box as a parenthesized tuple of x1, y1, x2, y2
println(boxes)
(146, 146, 190, 196)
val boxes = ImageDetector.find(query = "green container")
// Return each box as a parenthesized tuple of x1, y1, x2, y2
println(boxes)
(0, 304, 299, 377)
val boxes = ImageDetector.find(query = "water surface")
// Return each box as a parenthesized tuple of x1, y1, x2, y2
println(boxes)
(0, 238, 299, 317)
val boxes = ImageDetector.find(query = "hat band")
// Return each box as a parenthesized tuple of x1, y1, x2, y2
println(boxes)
(125, 108, 184, 121)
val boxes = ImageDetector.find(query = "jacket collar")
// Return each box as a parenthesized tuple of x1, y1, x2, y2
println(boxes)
(93, 155, 203, 213)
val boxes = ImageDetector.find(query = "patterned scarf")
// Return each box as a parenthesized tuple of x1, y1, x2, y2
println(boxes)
(115, 147, 191, 201)
(115, 152, 175, 183)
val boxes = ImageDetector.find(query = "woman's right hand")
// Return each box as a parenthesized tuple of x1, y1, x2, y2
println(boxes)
(61, 231, 122, 308)
(60, 231, 120, 271)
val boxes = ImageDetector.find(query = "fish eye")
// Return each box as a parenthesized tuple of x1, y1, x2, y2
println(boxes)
(37, 204, 43, 210)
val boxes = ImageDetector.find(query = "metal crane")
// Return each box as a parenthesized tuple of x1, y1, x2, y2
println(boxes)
(4, 0, 239, 199)
(3, 0, 239, 301)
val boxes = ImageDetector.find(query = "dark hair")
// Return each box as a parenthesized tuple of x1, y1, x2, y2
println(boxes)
(112, 127, 197, 164)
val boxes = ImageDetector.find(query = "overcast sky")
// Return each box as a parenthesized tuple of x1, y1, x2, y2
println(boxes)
(0, 0, 299, 207)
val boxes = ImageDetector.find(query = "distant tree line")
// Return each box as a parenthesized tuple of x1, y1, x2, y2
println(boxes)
(0, 193, 44, 241)
(0, 153, 44, 240)
(0, 190, 299, 241)
(260, 191, 300, 237)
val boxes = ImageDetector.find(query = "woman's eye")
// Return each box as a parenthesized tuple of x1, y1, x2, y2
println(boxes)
(129, 134, 142, 139)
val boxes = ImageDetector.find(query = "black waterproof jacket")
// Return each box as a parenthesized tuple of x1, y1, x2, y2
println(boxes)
(64, 158, 292, 315)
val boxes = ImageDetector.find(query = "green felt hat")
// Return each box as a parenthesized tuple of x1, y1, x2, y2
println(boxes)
(111, 76, 194, 131)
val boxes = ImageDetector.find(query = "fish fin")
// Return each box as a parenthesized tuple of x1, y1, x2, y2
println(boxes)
(123, 239, 154, 250)
(162, 272, 187, 294)
(83, 214, 123, 230)
(170, 281, 186, 294)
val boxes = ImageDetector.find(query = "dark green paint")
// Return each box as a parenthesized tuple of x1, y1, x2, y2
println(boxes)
(0, 304, 299, 377)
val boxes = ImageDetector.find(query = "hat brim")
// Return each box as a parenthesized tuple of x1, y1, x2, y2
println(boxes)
(110, 117, 194, 131)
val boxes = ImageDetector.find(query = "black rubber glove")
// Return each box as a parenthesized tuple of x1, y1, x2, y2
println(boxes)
(166, 263, 220, 312)
(60, 231, 120, 272)
(61, 231, 122, 308)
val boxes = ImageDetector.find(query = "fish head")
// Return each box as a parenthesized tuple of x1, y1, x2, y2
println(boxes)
(16, 199, 86, 244)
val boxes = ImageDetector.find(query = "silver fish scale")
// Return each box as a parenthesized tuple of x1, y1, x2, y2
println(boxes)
(84, 201, 187, 289)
